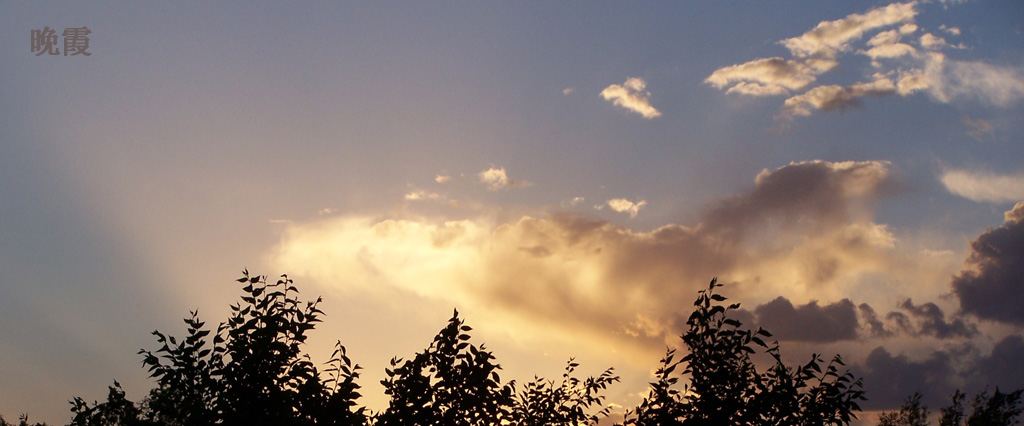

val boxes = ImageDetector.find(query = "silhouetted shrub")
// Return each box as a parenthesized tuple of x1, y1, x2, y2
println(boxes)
(879, 388, 1024, 426)
(621, 278, 865, 426)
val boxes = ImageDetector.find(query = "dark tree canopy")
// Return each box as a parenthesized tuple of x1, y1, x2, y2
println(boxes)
(5, 272, 1018, 426)
(622, 278, 865, 426)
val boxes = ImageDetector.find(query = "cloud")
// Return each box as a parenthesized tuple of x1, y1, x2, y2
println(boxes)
(898, 299, 977, 339)
(953, 202, 1024, 325)
(778, 76, 897, 119)
(780, 2, 918, 59)
(604, 198, 647, 218)
(861, 29, 917, 61)
(857, 346, 957, 410)
(859, 303, 892, 338)
(924, 53, 1024, 107)
(271, 160, 937, 361)
(435, 174, 452, 183)
(705, 57, 826, 96)
(707, 1, 1024, 120)
(404, 191, 443, 201)
(753, 297, 860, 342)
(919, 33, 948, 50)
(940, 169, 1024, 203)
(967, 335, 1024, 391)
(940, 24, 961, 36)
(562, 87, 574, 95)
(962, 118, 994, 141)
(478, 167, 515, 191)
(600, 77, 662, 119)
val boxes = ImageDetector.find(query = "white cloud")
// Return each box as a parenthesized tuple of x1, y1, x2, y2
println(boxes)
(779, 76, 897, 119)
(940, 169, 1024, 203)
(562, 87, 574, 95)
(862, 43, 916, 60)
(920, 33, 948, 50)
(706, 57, 827, 96)
(478, 167, 521, 191)
(565, 196, 585, 207)
(435, 174, 452, 183)
(780, 2, 918, 59)
(600, 77, 662, 119)
(605, 198, 647, 218)
(868, 29, 902, 47)
(707, 2, 1024, 121)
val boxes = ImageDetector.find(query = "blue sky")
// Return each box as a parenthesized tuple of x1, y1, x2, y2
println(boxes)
(2, 1, 1023, 424)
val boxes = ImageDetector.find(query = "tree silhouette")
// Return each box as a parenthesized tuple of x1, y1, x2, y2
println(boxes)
(621, 278, 865, 426)
(10, 272, 1020, 426)
(511, 359, 619, 426)
(68, 270, 366, 426)
(879, 388, 1024, 426)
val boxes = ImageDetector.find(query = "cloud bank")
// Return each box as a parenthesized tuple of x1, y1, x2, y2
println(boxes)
(271, 161, 950, 358)
(953, 202, 1024, 325)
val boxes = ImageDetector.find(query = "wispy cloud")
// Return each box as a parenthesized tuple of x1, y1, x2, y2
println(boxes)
(780, 2, 918, 59)
(404, 191, 444, 201)
(924, 53, 1024, 107)
(706, 57, 825, 96)
(600, 77, 662, 119)
(778, 76, 897, 119)
(962, 117, 994, 140)
(707, 1, 1024, 120)
(940, 169, 1024, 203)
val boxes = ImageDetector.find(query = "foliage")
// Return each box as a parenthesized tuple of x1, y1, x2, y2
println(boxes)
(621, 278, 865, 426)
(875, 388, 1023, 426)
(68, 270, 366, 426)
(940, 388, 1023, 426)
(0, 413, 49, 426)
(21, 273, 1024, 426)
(511, 359, 619, 426)
(375, 309, 514, 426)
(375, 309, 618, 426)
(878, 392, 929, 426)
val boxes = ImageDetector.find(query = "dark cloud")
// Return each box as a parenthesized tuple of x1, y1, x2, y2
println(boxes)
(953, 202, 1024, 325)
(899, 299, 978, 339)
(754, 297, 859, 342)
(886, 311, 915, 335)
(857, 346, 957, 410)
(967, 334, 1024, 392)
(702, 160, 891, 237)
(859, 303, 892, 338)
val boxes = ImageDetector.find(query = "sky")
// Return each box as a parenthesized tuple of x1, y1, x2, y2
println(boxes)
(1, 1, 1023, 424)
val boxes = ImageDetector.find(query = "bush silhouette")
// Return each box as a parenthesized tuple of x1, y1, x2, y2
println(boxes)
(621, 278, 865, 426)
(13, 272, 1019, 425)
(878, 388, 1024, 426)
(69, 270, 366, 426)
